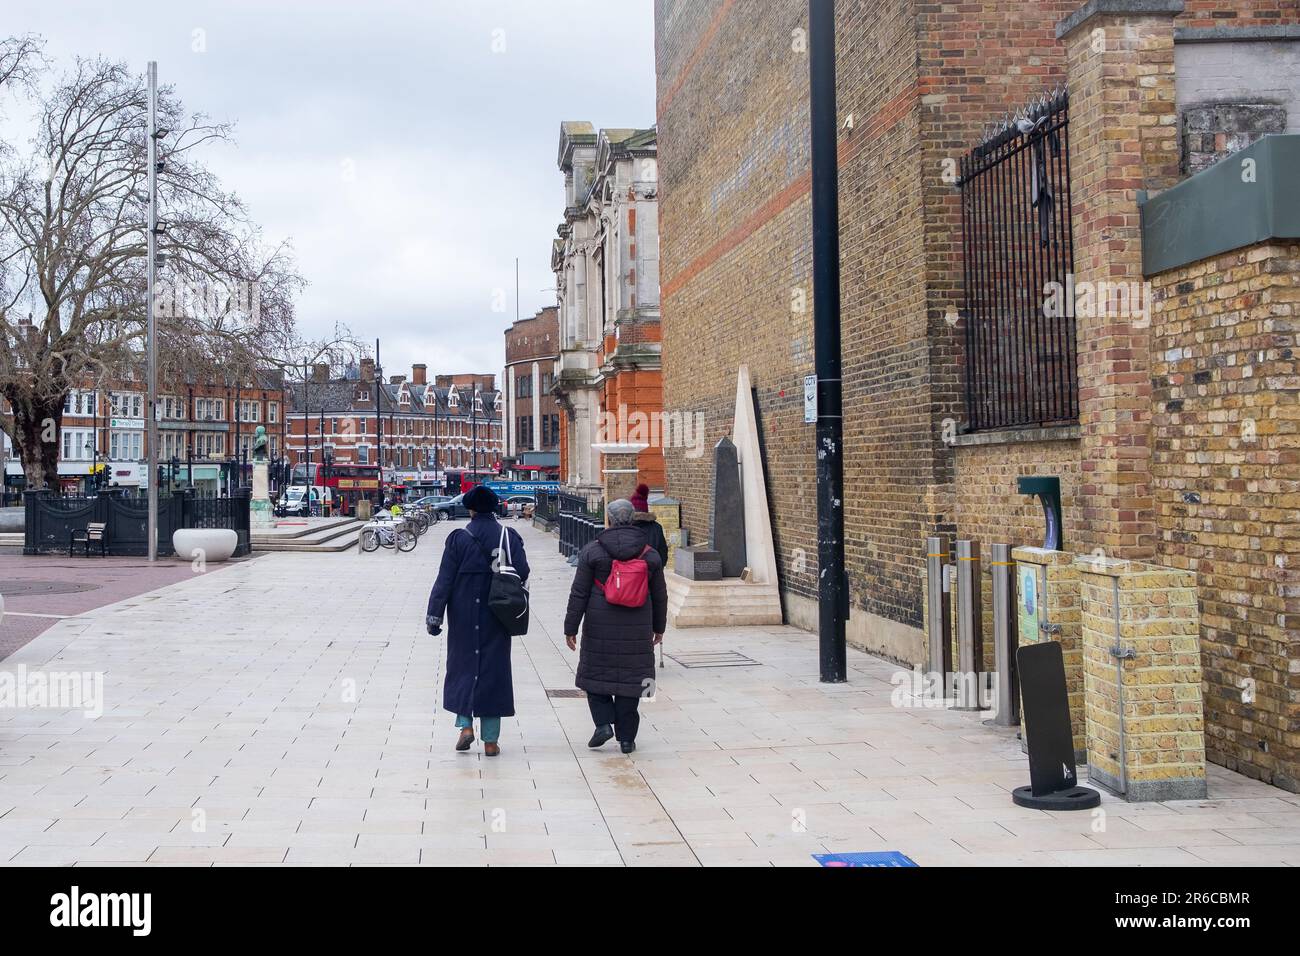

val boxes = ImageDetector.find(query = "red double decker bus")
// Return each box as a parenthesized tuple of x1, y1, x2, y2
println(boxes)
(443, 468, 499, 496)
(291, 461, 381, 516)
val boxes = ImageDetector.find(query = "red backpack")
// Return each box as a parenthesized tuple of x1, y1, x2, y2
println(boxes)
(595, 544, 652, 608)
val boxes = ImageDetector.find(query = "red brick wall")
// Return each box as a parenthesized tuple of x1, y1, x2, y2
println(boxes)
(1180, 1, 1300, 27)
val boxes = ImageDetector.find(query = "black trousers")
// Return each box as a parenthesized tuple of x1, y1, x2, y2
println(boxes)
(586, 693, 641, 743)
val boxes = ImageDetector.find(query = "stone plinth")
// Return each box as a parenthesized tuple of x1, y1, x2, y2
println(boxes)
(251, 462, 273, 529)
(1075, 556, 1207, 801)
(665, 571, 782, 628)
(1014, 547, 1085, 762)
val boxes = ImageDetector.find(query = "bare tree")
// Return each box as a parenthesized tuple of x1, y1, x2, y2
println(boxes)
(0, 49, 334, 491)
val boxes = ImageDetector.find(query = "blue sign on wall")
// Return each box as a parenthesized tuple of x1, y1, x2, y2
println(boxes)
(813, 851, 918, 868)
(484, 481, 560, 496)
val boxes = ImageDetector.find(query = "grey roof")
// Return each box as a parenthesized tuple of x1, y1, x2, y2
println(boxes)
(287, 378, 501, 420)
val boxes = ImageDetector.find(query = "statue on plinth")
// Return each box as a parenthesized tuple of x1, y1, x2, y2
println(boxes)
(250, 426, 273, 528)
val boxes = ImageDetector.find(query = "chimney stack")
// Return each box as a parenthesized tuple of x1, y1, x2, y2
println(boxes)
(360, 357, 375, 381)
(412, 363, 427, 385)
(389, 374, 406, 385)
(311, 363, 329, 383)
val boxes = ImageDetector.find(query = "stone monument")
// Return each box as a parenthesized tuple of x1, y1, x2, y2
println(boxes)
(708, 436, 746, 577)
(665, 365, 782, 626)
(250, 425, 273, 530)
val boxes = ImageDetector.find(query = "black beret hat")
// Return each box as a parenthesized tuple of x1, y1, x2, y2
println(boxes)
(463, 485, 499, 513)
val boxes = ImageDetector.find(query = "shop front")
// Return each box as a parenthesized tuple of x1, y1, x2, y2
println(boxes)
(175, 463, 223, 496)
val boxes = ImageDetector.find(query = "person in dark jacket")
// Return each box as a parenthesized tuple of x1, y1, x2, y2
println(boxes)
(564, 498, 668, 754)
(426, 485, 529, 757)
(629, 483, 669, 567)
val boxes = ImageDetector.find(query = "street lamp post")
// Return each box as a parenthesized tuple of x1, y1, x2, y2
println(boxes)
(145, 60, 160, 561)
(809, 0, 847, 683)
(302, 360, 311, 490)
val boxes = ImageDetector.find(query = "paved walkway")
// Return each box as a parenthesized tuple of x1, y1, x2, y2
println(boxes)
(0, 520, 1297, 866)
(0, 554, 242, 660)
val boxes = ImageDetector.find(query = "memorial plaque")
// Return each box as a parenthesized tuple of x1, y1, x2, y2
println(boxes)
(708, 437, 746, 578)
(675, 546, 723, 581)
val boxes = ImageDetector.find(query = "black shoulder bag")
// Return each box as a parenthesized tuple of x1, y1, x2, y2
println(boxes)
(468, 526, 530, 636)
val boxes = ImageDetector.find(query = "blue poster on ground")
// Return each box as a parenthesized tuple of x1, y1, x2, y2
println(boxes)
(813, 851, 918, 867)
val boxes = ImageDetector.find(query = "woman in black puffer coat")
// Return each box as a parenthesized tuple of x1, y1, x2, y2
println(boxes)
(564, 498, 668, 754)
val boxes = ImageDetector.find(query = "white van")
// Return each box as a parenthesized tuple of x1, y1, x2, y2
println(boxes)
(277, 484, 334, 517)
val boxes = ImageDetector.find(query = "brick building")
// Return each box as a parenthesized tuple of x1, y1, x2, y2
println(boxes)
(552, 122, 664, 495)
(655, 1, 1300, 789)
(2, 371, 288, 498)
(285, 359, 503, 499)
(503, 306, 561, 477)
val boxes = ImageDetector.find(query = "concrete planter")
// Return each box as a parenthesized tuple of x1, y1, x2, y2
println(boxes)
(0, 507, 23, 533)
(172, 528, 238, 563)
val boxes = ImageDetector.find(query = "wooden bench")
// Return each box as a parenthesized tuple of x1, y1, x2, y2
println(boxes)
(70, 522, 109, 557)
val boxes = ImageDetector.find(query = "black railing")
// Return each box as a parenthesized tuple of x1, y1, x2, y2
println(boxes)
(558, 510, 602, 560)
(23, 488, 251, 557)
(534, 491, 558, 525)
(958, 89, 1077, 432)
(558, 491, 601, 516)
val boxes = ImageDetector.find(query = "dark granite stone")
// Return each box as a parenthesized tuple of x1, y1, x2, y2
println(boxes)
(708, 437, 745, 577)
(675, 546, 723, 581)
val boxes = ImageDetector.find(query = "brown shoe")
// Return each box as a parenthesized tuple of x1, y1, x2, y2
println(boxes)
(484, 742, 500, 757)
(455, 728, 475, 752)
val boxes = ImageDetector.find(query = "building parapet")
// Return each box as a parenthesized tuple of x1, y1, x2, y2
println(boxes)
(1141, 134, 1300, 275)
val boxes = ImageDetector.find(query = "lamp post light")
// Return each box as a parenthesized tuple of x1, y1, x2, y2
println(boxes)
(145, 60, 161, 561)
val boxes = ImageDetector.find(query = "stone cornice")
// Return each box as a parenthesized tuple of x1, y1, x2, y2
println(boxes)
(1057, 0, 1184, 40)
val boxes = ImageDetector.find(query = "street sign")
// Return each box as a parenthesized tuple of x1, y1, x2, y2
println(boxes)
(803, 374, 816, 423)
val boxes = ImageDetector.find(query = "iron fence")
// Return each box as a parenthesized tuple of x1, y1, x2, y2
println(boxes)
(558, 510, 602, 560)
(533, 491, 559, 526)
(558, 491, 602, 516)
(23, 488, 250, 557)
(958, 89, 1077, 432)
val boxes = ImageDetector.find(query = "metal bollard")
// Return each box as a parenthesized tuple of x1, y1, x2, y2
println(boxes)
(990, 543, 1019, 726)
(954, 539, 983, 710)
(925, 536, 952, 690)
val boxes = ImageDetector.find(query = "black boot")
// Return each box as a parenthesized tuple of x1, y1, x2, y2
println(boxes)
(620, 740, 636, 754)
(588, 724, 614, 748)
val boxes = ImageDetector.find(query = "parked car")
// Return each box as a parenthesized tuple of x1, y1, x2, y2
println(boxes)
(412, 495, 452, 508)
(431, 493, 471, 520)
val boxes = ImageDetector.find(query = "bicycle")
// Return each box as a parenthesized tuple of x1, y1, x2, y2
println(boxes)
(405, 507, 431, 536)
(359, 514, 417, 553)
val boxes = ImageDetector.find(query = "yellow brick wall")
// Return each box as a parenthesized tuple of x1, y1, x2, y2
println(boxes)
(1078, 558, 1207, 800)
(1150, 241, 1300, 792)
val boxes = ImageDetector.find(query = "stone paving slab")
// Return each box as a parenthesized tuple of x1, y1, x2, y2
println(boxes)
(1, 520, 1298, 866)
(0, 553, 245, 659)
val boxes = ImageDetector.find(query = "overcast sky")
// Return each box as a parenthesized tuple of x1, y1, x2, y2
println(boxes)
(2, 0, 656, 382)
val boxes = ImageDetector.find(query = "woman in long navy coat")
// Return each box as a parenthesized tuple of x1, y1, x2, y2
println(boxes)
(425, 485, 529, 756)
